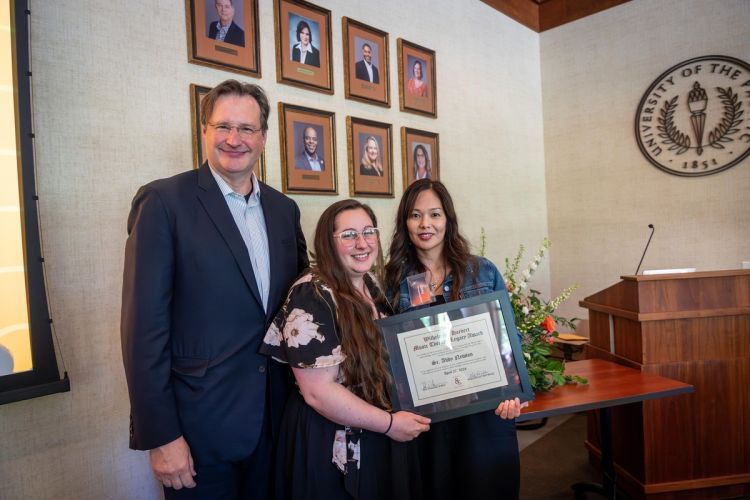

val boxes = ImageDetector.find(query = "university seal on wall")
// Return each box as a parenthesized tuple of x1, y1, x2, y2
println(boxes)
(635, 55, 750, 177)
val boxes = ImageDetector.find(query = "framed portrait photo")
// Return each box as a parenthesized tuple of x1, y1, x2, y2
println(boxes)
(342, 17, 390, 107)
(190, 84, 266, 181)
(401, 127, 439, 187)
(397, 39, 437, 117)
(347, 117, 393, 198)
(186, 0, 261, 77)
(274, 0, 333, 94)
(279, 103, 337, 195)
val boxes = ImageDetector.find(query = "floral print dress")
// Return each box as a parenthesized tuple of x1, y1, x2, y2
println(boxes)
(260, 273, 423, 500)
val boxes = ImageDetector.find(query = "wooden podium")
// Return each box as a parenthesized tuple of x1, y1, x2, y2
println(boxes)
(580, 269, 750, 499)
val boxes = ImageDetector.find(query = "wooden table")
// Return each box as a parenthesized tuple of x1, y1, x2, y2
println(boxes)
(518, 359, 694, 499)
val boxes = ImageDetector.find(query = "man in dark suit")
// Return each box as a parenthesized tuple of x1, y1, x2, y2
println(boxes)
(121, 80, 307, 499)
(294, 126, 324, 171)
(207, 0, 245, 47)
(354, 43, 379, 84)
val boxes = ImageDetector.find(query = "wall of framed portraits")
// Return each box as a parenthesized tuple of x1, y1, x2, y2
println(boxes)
(1, 0, 747, 498)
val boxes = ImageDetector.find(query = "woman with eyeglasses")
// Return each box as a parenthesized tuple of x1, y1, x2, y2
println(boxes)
(261, 199, 430, 499)
(412, 144, 430, 180)
(384, 179, 525, 500)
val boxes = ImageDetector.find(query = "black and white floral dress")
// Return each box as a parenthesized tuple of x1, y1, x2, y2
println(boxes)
(260, 273, 423, 500)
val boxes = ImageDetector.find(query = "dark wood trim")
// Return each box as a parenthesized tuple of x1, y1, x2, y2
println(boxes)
(578, 300, 640, 320)
(481, 0, 540, 32)
(481, 0, 631, 33)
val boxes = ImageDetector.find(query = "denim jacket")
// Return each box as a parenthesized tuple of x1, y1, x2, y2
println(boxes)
(393, 256, 506, 313)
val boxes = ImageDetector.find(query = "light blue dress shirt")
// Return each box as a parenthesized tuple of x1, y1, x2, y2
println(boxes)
(209, 168, 270, 311)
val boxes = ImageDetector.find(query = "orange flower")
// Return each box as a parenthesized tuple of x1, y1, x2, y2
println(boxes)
(541, 316, 556, 333)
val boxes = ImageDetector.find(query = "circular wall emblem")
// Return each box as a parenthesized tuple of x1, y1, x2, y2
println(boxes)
(635, 55, 750, 177)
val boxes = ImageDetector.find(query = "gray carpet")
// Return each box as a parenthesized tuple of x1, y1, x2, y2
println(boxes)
(520, 413, 600, 499)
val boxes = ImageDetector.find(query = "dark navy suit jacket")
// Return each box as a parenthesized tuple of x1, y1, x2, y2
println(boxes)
(292, 45, 320, 67)
(121, 163, 307, 465)
(355, 60, 379, 84)
(208, 20, 245, 47)
(294, 153, 325, 171)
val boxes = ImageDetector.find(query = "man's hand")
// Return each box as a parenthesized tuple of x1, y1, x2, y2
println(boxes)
(149, 436, 197, 490)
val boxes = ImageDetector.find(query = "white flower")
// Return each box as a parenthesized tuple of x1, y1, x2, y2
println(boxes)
(314, 346, 346, 367)
(530, 262, 537, 270)
(283, 308, 325, 348)
(348, 440, 361, 469)
(522, 306, 529, 315)
(522, 269, 531, 279)
(519, 281, 527, 289)
(332, 430, 347, 472)
(263, 322, 282, 346)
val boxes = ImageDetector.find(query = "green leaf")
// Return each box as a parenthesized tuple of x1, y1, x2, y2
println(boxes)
(535, 346, 551, 356)
(545, 359, 563, 371)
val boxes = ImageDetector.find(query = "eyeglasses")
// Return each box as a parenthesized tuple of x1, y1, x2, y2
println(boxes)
(334, 227, 379, 246)
(207, 122, 263, 139)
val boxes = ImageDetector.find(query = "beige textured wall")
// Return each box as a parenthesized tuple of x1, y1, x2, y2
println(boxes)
(0, 1, 546, 498)
(541, 0, 750, 320)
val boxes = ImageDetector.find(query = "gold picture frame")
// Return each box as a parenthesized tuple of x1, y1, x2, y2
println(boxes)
(342, 17, 390, 107)
(401, 127, 439, 187)
(397, 38, 437, 118)
(279, 102, 337, 195)
(186, 0, 261, 77)
(347, 116, 394, 198)
(274, 0, 334, 94)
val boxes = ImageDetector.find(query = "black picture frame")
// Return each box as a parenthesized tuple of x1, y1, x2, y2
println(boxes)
(1, 1, 69, 404)
(377, 291, 534, 422)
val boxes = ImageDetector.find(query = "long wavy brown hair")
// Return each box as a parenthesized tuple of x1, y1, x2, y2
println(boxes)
(312, 199, 392, 409)
(385, 179, 477, 307)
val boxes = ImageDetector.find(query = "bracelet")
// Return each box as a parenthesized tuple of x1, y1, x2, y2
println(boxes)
(383, 412, 394, 434)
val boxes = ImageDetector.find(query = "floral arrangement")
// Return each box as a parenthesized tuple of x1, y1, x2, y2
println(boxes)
(480, 231, 586, 391)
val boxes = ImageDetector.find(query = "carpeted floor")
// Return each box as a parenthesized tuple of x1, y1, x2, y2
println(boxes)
(520, 413, 600, 499)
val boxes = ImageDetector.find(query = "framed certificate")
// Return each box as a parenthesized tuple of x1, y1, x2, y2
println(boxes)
(377, 291, 534, 423)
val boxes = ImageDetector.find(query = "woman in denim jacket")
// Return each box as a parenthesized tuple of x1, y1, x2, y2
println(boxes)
(384, 179, 524, 500)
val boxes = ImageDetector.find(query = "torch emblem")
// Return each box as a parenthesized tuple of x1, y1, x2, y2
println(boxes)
(635, 55, 750, 177)
(687, 82, 708, 155)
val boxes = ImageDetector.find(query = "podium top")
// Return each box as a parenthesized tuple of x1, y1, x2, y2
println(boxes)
(581, 269, 750, 320)
(620, 269, 750, 282)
